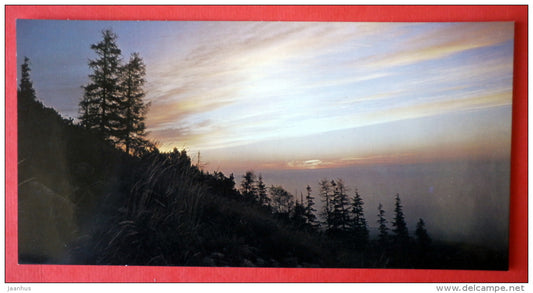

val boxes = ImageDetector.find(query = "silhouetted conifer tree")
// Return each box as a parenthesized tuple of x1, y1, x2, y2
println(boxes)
(256, 174, 270, 207)
(79, 29, 123, 145)
(304, 185, 319, 229)
(18, 56, 38, 131)
(167, 147, 192, 169)
(350, 190, 369, 246)
(209, 171, 239, 199)
(377, 203, 389, 246)
(415, 218, 431, 250)
(240, 171, 257, 202)
(319, 179, 333, 231)
(291, 196, 307, 228)
(392, 193, 409, 246)
(331, 179, 350, 233)
(18, 57, 36, 102)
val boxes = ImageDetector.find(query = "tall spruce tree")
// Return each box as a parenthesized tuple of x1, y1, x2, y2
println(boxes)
(119, 52, 149, 155)
(79, 29, 123, 145)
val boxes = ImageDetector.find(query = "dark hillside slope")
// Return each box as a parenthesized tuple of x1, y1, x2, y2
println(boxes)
(18, 94, 132, 263)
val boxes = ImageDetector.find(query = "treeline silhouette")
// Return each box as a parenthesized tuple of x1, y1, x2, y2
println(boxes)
(17, 30, 508, 269)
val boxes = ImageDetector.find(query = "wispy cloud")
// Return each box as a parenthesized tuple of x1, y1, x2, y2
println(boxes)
(375, 90, 512, 126)
(138, 21, 514, 167)
(363, 22, 514, 69)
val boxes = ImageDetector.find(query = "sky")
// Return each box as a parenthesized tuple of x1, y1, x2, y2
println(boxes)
(17, 20, 514, 172)
(17, 20, 514, 245)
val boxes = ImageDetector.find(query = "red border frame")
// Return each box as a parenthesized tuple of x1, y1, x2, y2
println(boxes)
(5, 5, 528, 283)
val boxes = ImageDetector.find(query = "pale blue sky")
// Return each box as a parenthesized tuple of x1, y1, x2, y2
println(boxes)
(17, 20, 514, 171)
